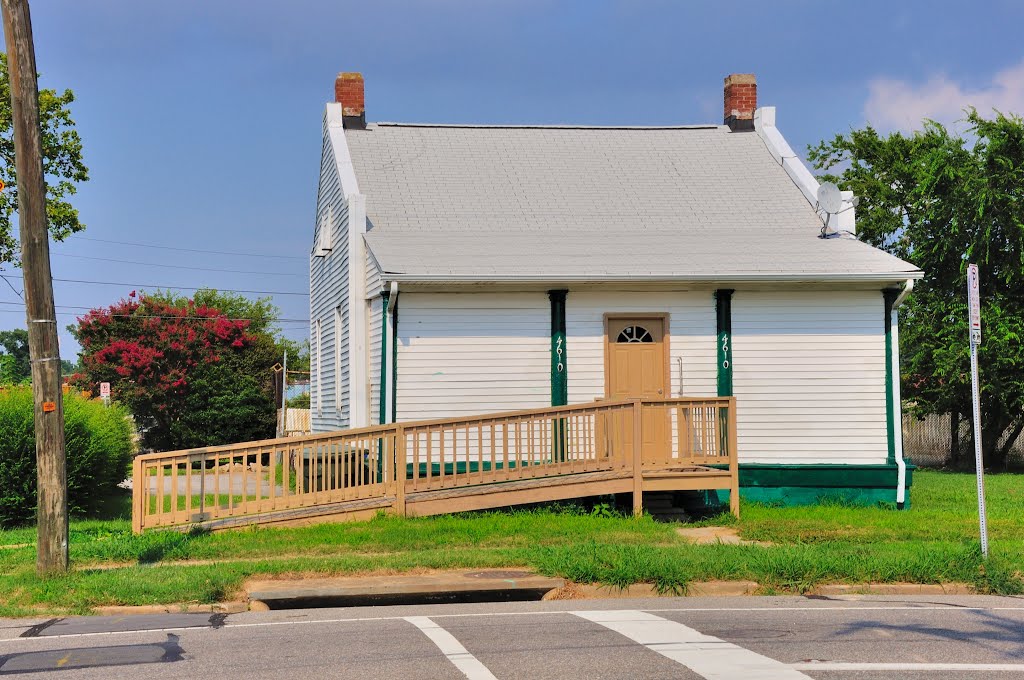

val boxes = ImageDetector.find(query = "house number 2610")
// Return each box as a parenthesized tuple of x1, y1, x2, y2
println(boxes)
(721, 333, 730, 369)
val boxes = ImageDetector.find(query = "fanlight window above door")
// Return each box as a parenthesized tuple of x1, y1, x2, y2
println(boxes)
(616, 325, 654, 343)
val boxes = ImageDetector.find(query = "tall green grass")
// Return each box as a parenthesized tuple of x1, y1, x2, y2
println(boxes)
(0, 471, 1021, 615)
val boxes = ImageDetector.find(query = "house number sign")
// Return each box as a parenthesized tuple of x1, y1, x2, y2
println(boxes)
(556, 336, 564, 373)
(720, 333, 730, 369)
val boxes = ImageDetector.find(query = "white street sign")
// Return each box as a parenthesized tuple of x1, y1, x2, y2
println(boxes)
(968, 264, 981, 339)
(966, 263, 989, 558)
(99, 382, 111, 398)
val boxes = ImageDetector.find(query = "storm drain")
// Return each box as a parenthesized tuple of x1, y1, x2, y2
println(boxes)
(247, 570, 564, 610)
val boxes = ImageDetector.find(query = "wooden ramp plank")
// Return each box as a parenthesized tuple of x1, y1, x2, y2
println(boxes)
(187, 496, 395, 532)
(407, 470, 633, 517)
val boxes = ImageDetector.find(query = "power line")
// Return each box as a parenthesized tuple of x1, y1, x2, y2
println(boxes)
(72, 236, 307, 260)
(0, 308, 308, 318)
(1, 275, 310, 296)
(0, 273, 24, 299)
(0, 302, 310, 323)
(54, 253, 303, 277)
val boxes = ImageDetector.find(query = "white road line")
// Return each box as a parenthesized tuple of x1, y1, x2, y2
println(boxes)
(405, 616, 498, 680)
(574, 609, 811, 680)
(793, 662, 1024, 672)
(4, 604, 1023, 644)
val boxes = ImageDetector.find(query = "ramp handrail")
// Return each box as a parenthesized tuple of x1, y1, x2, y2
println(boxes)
(132, 397, 737, 532)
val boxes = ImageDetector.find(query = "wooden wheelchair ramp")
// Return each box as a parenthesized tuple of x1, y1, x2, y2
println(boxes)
(132, 398, 740, 533)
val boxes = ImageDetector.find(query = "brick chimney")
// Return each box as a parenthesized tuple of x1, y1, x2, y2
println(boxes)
(724, 73, 756, 131)
(335, 72, 366, 129)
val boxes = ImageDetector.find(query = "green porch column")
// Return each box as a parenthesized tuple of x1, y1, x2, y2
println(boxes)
(715, 289, 734, 397)
(549, 290, 568, 463)
(549, 290, 568, 406)
(884, 289, 898, 465)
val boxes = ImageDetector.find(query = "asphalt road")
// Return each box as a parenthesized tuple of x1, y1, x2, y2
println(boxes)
(1, 595, 1022, 679)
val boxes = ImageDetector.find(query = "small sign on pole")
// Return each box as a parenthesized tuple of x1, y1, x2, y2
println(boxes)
(99, 382, 111, 407)
(967, 264, 989, 557)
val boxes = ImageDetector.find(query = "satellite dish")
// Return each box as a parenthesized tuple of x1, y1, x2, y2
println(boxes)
(817, 182, 843, 214)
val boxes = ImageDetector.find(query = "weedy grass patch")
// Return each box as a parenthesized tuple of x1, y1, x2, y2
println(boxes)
(0, 471, 1021, 614)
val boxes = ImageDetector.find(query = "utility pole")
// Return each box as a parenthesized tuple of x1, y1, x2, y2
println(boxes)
(2, 0, 68, 574)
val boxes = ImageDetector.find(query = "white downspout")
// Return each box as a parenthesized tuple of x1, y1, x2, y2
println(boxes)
(892, 278, 914, 508)
(385, 281, 399, 423)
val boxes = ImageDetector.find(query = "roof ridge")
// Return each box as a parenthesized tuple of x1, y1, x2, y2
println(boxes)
(368, 122, 725, 131)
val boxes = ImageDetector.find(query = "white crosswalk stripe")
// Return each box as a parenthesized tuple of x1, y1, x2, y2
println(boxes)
(574, 609, 812, 679)
(793, 662, 1024, 672)
(405, 616, 499, 680)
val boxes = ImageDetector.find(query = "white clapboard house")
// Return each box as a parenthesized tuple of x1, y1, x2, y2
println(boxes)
(309, 72, 922, 506)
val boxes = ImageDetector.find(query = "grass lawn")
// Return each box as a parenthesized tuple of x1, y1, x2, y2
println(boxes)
(0, 470, 1021, 616)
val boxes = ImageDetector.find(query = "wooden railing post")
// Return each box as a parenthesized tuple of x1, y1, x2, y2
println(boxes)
(727, 397, 740, 518)
(632, 400, 643, 517)
(131, 456, 143, 534)
(395, 426, 407, 517)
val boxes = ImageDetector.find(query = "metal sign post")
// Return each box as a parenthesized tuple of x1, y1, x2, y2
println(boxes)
(967, 264, 989, 558)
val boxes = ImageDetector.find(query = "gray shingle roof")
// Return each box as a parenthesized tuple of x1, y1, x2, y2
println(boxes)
(346, 123, 920, 282)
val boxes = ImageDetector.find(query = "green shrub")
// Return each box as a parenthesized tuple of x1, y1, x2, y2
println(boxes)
(0, 387, 135, 528)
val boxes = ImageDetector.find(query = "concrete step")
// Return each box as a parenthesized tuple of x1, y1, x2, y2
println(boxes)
(643, 491, 692, 523)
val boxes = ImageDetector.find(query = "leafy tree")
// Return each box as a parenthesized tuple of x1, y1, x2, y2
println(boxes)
(0, 329, 75, 383)
(809, 110, 1024, 469)
(0, 328, 29, 383)
(0, 53, 89, 263)
(168, 362, 275, 450)
(70, 291, 283, 451)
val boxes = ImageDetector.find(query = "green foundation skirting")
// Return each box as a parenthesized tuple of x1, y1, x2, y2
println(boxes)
(405, 460, 544, 477)
(704, 463, 915, 508)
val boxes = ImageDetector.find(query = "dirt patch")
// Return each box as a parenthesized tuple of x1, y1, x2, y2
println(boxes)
(676, 526, 772, 547)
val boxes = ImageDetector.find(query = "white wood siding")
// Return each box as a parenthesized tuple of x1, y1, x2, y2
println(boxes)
(565, 291, 717, 402)
(731, 290, 887, 465)
(395, 292, 550, 421)
(310, 122, 350, 433)
(368, 295, 383, 423)
(365, 247, 383, 298)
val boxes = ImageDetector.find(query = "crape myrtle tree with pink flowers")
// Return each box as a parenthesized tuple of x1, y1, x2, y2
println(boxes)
(70, 290, 297, 452)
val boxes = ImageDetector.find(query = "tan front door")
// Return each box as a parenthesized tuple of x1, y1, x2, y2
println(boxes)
(607, 317, 668, 399)
(605, 316, 669, 463)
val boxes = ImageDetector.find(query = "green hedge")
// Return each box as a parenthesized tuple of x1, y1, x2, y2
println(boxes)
(0, 387, 135, 528)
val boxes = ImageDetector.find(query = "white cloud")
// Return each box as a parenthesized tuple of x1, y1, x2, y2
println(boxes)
(864, 60, 1024, 131)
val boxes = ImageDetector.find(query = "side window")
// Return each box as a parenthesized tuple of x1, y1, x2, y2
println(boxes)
(315, 205, 334, 257)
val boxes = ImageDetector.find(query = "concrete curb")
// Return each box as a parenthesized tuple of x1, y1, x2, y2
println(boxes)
(92, 602, 248, 616)
(810, 582, 974, 596)
(547, 580, 976, 600)
(76, 580, 977, 615)
(545, 581, 761, 600)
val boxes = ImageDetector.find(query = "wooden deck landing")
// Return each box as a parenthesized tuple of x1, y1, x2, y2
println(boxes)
(132, 398, 739, 533)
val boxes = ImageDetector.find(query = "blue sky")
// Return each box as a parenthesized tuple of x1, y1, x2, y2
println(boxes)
(1, 0, 1023, 357)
